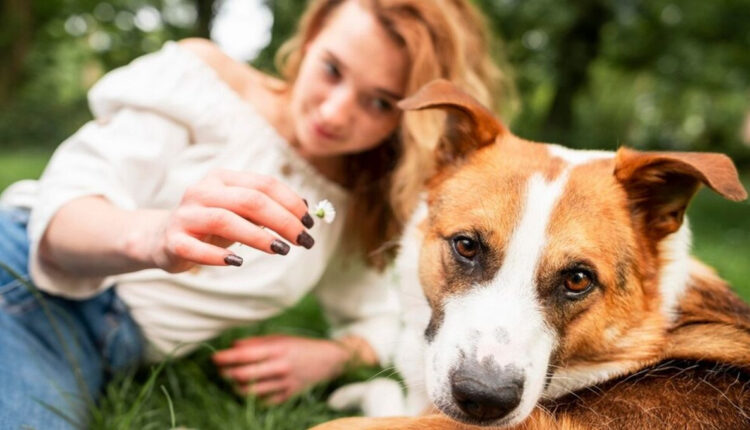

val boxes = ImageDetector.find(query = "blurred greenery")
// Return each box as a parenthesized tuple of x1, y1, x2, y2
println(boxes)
(2, 0, 750, 159)
(0, 0, 749, 427)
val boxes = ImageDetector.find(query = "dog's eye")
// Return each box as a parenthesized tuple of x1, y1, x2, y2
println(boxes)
(563, 270, 593, 296)
(453, 236, 479, 260)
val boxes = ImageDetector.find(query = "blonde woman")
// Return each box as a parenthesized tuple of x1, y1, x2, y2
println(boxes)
(0, 0, 511, 427)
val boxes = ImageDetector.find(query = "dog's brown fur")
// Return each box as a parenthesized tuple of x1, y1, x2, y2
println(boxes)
(312, 80, 750, 429)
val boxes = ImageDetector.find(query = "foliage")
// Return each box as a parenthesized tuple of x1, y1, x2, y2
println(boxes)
(481, 0, 750, 161)
(0, 0, 209, 150)
(1, 0, 749, 161)
(253, 0, 308, 73)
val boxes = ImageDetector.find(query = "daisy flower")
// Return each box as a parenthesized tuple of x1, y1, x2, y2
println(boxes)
(314, 199, 336, 224)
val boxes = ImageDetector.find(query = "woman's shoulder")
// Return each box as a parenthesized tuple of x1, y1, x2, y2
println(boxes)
(178, 38, 287, 110)
(87, 39, 276, 141)
(177, 38, 246, 93)
(88, 40, 230, 120)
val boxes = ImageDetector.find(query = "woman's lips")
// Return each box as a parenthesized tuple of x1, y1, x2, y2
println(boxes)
(311, 120, 339, 140)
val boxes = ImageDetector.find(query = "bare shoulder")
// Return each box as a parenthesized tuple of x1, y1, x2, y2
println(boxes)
(177, 38, 243, 82)
(177, 38, 286, 107)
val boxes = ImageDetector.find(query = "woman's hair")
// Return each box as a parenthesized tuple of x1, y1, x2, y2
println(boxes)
(276, 0, 515, 269)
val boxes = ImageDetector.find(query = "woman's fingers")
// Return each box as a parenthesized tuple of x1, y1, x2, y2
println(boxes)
(231, 334, 287, 347)
(263, 391, 290, 405)
(165, 232, 238, 268)
(213, 343, 276, 366)
(221, 360, 290, 384)
(214, 170, 311, 227)
(181, 206, 295, 255)
(240, 378, 290, 397)
(199, 186, 314, 249)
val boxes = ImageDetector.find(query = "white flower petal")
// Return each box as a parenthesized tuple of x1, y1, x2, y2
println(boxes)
(314, 199, 336, 224)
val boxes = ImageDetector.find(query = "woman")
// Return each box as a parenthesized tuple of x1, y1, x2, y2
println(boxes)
(0, 0, 511, 427)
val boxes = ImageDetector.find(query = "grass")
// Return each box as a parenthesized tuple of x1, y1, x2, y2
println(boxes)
(0, 147, 51, 191)
(88, 295, 369, 430)
(1, 147, 749, 428)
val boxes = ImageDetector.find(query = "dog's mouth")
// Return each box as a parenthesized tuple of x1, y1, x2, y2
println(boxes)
(426, 342, 555, 427)
(434, 396, 523, 427)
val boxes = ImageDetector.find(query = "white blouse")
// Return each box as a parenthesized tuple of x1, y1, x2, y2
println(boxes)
(0, 42, 399, 362)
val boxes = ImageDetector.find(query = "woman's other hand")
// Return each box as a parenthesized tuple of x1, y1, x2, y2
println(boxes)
(148, 169, 315, 272)
(212, 334, 367, 404)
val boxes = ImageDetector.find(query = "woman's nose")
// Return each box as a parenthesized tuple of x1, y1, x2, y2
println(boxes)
(318, 86, 354, 127)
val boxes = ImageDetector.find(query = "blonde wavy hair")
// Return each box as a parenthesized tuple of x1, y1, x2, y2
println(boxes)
(276, 0, 515, 268)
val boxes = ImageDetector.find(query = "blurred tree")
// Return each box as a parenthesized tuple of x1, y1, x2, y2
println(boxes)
(253, 0, 307, 73)
(0, 0, 31, 105)
(1, 0, 748, 165)
(195, 0, 217, 38)
(481, 0, 750, 161)
(0, 0, 203, 150)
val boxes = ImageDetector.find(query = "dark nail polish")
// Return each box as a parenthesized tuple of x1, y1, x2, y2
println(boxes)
(301, 212, 314, 228)
(271, 240, 290, 255)
(224, 254, 243, 266)
(303, 198, 309, 208)
(297, 231, 315, 249)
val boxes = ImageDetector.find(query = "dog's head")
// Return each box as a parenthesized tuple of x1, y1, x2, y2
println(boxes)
(399, 80, 747, 426)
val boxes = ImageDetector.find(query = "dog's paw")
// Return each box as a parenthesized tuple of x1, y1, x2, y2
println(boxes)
(328, 381, 371, 411)
(328, 379, 406, 417)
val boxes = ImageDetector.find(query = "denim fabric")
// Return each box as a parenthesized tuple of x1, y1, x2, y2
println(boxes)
(0, 208, 145, 429)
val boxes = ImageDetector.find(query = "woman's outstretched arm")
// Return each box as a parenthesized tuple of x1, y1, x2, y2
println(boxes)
(41, 167, 314, 278)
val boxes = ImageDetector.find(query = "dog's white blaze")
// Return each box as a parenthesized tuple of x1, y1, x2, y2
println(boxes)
(658, 220, 692, 321)
(427, 172, 568, 424)
(497, 173, 569, 291)
(547, 144, 613, 166)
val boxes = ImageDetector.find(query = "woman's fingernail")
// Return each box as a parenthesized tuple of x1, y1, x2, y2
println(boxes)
(301, 213, 314, 228)
(224, 254, 243, 266)
(297, 231, 315, 249)
(271, 240, 290, 255)
(303, 198, 309, 208)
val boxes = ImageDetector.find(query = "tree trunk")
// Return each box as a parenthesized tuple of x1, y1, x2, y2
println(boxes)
(0, 0, 33, 106)
(195, 0, 216, 39)
(543, 0, 610, 141)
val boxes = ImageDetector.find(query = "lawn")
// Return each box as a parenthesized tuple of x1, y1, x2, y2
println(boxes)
(1, 147, 749, 428)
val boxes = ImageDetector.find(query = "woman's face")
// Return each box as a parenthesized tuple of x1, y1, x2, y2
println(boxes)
(289, 0, 408, 158)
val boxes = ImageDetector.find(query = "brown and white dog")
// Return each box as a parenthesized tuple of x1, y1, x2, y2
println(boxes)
(317, 80, 750, 429)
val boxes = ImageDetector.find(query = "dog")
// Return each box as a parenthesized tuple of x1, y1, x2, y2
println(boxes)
(317, 79, 750, 429)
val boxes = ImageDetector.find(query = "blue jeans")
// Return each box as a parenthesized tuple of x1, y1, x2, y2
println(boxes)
(0, 208, 144, 429)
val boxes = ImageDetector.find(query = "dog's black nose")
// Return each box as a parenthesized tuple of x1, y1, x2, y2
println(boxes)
(450, 362, 524, 421)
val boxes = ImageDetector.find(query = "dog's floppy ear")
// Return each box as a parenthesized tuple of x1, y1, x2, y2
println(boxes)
(398, 79, 505, 166)
(614, 147, 747, 241)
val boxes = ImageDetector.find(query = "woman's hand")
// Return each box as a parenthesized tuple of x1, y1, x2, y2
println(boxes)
(212, 335, 354, 404)
(146, 169, 315, 273)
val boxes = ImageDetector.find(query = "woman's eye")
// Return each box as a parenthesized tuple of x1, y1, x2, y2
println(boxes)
(452, 236, 479, 260)
(323, 61, 340, 79)
(563, 270, 594, 295)
(370, 98, 393, 113)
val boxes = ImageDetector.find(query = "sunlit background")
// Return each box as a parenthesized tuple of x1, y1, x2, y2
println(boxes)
(2, 0, 749, 155)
